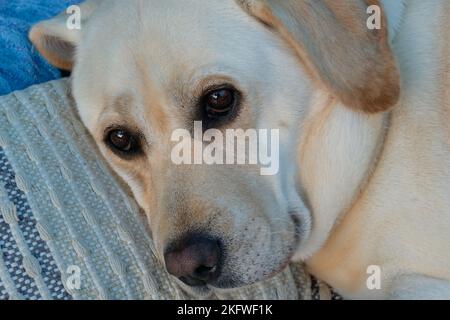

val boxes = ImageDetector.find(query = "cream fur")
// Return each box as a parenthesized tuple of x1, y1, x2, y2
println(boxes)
(30, 0, 450, 299)
(306, 0, 450, 299)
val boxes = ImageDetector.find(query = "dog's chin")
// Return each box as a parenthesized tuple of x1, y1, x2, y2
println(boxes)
(176, 276, 246, 298)
(173, 211, 311, 298)
(177, 281, 214, 299)
(175, 256, 300, 298)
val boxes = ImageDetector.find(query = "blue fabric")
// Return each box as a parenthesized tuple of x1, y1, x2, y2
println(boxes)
(0, 0, 80, 299)
(0, 147, 71, 300)
(0, 0, 81, 96)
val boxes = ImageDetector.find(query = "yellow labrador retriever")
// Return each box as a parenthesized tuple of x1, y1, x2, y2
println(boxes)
(29, 0, 450, 299)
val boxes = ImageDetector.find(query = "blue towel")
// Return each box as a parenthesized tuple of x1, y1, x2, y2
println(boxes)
(0, 0, 81, 96)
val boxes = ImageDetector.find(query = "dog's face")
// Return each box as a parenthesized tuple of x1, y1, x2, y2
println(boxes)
(31, 0, 399, 295)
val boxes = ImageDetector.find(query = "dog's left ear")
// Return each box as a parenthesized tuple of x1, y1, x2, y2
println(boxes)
(29, 0, 102, 70)
(237, 0, 400, 113)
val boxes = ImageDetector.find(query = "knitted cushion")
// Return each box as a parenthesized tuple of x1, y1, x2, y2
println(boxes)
(0, 79, 337, 300)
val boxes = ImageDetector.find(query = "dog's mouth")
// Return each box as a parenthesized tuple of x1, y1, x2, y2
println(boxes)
(171, 211, 307, 298)
(176, 278, 214, 298)
(173, 212, 305, 298)
(181, 256, 296, 298)
(290, 211, 304, 247)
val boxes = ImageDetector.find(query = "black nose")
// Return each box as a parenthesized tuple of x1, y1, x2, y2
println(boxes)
(164, 235, 222, 286)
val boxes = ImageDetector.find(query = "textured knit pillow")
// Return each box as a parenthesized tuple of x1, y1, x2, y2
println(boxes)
(0, 79, 339, 300)
(0, 0, 81, 96)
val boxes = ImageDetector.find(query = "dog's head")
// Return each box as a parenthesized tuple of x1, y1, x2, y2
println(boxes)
(30, 0, 399, 295)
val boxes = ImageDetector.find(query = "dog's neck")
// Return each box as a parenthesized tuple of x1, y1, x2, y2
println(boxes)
(294, 93, 389, 260)
(293, 0, 407, 261)
(381, 0, 407, 44)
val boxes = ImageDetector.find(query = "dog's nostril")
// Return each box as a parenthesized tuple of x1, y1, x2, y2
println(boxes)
(164, 234, 222, 287)
(194, 265, 217, 280)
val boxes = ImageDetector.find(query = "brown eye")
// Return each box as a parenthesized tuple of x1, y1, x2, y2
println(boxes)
(204, 88, 236, 118)
(107, 129, 140, 155)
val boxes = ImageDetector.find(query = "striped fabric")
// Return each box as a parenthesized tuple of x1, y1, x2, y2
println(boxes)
(0, 79, 336, 300)
(0, 148, 69, 299)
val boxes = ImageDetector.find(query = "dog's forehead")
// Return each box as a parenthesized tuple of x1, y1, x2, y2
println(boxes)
(85, 0, 271, 80)
(75, 0, 277, 130)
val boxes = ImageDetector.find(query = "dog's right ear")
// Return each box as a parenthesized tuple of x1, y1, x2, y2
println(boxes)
(237, 0, 401, 113)
(29, 0, 102, 70)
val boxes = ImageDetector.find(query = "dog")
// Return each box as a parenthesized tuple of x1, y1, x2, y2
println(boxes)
(29, 0, 450, 299)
